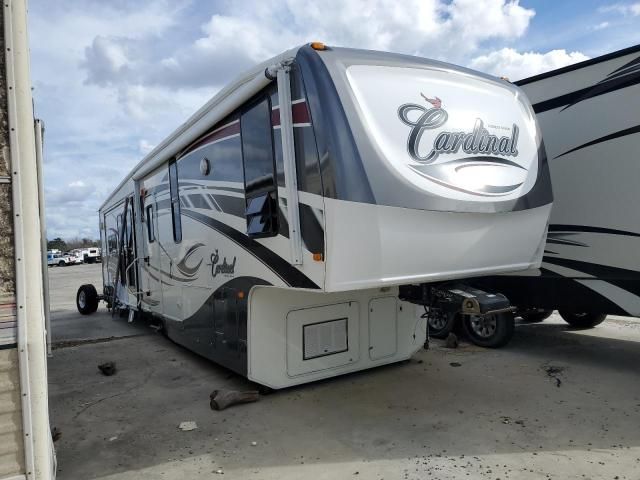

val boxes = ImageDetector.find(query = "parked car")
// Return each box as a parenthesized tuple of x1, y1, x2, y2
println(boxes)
(47, 252, 73, 267)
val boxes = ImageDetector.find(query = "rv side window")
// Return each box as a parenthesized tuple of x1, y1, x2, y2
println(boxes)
(241, 96, 278, 238)
(168, 160, 182, 243)
(146, 204, 155, 243)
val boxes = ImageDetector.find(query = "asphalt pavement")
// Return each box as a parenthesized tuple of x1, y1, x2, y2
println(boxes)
(47, 264, 640, 480)
(48, 263, 149, 345)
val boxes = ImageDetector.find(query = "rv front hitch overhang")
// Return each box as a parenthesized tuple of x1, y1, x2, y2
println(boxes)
(399, 283, 514, 316)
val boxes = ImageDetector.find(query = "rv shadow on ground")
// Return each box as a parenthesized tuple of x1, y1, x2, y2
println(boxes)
(49, 319, 640, 480)
(509, 318, 640, 375)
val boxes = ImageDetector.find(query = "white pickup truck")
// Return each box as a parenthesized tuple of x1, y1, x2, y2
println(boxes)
(47, 251, 74, 266)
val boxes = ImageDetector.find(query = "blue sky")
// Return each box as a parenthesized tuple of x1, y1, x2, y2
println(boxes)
(28, 0, 640, 239)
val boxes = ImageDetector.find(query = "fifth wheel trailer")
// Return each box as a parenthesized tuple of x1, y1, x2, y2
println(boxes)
(471, 44, 640, 328)
(0, 0, 55, 479)
(80, 43, 553, 389)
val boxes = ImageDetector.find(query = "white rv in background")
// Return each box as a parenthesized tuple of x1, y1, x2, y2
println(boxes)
(70, 247, 101, 264)
(79, 43, 553, 389)
(469, 44, 640, 328)
(0, 1, 55, 479)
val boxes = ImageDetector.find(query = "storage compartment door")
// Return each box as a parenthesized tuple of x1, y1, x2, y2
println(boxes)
(286, 302, 359, 377)
(368, 297, 398, 360)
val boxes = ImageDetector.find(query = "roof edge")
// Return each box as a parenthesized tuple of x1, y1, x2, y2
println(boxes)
(99, 45, 303, 211)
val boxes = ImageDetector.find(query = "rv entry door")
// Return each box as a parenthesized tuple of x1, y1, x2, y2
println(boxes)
(141, 193, 163, 315)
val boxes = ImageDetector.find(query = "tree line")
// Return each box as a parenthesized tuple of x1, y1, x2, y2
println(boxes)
(47, 237, 99, 252)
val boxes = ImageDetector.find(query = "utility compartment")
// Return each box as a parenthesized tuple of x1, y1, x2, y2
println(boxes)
(368, 296, 398, 360)
(286, 301, 359, 377)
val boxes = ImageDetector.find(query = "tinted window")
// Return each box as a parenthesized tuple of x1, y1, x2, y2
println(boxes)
(146, 204, 155, 242)
(188, 194, 210, 209)
(178, 135, 244, 184)
(241, 98, 276, 197)
(269, 67, 322, 196)
(169, 160, 182, 243)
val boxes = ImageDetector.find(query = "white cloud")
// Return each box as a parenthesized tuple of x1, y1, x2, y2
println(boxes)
(599, 2, 640, 15)
(82, 36, 132, 86)
(469, 48, 590, 81)
(593, 21, 611, 30)
(81, 0, 537, 89)
(31, 0, 598, 240)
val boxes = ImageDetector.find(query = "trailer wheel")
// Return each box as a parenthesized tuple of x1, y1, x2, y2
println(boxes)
(558, 311, 606, 329)
(427, 310, 457, 339)
(520, 309, 553, 323)
(461, 312, 514, 348)
(77, 284, 99, 315)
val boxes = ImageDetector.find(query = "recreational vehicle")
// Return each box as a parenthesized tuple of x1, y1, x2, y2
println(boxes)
(461, 44, 640, 329)
(0, 1, 55, 479)
(79, 43, 553, 389)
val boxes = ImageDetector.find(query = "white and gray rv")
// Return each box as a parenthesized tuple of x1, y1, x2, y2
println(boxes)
(78, 43, 553, 389)
(465, 44, 640, 329)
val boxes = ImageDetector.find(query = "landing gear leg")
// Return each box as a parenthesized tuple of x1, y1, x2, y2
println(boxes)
(422, 306, 430, 350)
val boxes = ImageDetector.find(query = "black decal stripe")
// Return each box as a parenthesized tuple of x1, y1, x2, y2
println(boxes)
(300, 204, 324, 254)
(142, 265, 162, 284)
(182, 209, 319, 289)
(546, 238, 588, 248)
(141, 297, 160, 306)
(144, 263, 194, 284)
(175, 242, 205, 277)
(538, 266, 563, 277)
(442, 156, 526, 169)
(542, 256, 640, 299)
(554, 124, 640, 159)
(605, 63, 640, 82)
(278, 205, 290, 239)
(531, 86, 597, 113)
(548, 224, 640, 238)
(543, 256, 640, 280)
(276, 204, 325, 253)
(531, 70, 640, 114)
(608, 54, 640, 76)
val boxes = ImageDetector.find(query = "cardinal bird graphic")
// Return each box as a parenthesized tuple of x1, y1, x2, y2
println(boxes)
(420, 93, 442, 109)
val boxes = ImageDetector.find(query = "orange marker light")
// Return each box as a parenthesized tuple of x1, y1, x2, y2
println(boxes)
(310, 42, 326, 51)
(237, 291, 245, 299)
(313, 253, 324, 262)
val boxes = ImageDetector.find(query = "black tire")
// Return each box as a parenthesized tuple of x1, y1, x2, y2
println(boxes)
(558, 310, 606, 329)
(427, 310, 457, 339)
(58, 260, 66, 267)
(520, 309, 553, 323)
(77, 284, 99, 315)
(461, 311, 514, 348)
